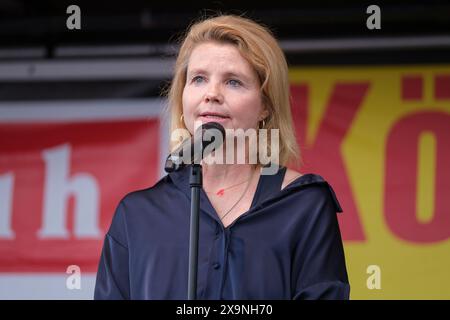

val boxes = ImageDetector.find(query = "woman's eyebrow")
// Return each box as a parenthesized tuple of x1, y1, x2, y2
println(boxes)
(187, 68, 207, 76)
(222, 71, 250, 81)
(187, 68, 250, 80)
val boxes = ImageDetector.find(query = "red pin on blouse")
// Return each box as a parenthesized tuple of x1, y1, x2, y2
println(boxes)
(205, 175, 254, 197)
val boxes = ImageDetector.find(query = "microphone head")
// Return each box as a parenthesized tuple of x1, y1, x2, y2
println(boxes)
(199, 121, 225, 138)
(194, 121, 226, 163)
(164, 121, 226, 173)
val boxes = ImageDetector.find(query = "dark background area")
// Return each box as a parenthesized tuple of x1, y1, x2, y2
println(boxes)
(1, 1, 449, 46)
(0, 0, 449, 100)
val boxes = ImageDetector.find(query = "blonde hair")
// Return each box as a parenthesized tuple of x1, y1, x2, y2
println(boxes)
(162, 14, 300, 167)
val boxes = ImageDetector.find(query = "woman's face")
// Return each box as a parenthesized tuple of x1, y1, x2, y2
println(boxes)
(182, 42, 268, 134)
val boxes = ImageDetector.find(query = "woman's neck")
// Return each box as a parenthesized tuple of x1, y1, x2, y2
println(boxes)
(201, 162, 259, 191)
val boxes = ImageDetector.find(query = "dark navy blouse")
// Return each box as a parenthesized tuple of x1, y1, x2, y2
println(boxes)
(94, 164, 350, 300)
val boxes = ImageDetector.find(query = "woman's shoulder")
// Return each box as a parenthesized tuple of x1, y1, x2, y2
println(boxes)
(281, 168, 303, 190)
(281, 168, 328, 190)
(280, 168, 342, 213)
(119, 174, 174, 204)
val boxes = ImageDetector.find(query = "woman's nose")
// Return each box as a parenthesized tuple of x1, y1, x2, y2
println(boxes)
(204, 84, 224, 104)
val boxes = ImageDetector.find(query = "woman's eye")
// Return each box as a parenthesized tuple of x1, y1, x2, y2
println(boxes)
(192, 76, 205, 84)
(227, 79, 242, 87)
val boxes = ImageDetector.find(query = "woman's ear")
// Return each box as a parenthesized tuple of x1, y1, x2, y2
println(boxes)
(260, 108, 270, 121)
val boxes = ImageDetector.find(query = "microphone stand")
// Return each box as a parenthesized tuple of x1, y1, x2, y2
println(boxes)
(188, 163, 202, 300)
(164, 121, 225, 300)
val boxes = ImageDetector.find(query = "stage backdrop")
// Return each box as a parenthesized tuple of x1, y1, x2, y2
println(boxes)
(0, 65, 449, 299)
(0, 99, 167, 299)
(289, 65, 450, 299)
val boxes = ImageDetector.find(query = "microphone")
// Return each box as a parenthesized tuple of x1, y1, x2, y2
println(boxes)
(164, 122, 226, 172)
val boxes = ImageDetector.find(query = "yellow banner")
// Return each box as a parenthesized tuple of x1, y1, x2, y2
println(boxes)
(289, 65, 450, 299)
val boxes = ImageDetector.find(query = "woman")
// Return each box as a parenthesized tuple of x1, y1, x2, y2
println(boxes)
(94, 14, 349, 300)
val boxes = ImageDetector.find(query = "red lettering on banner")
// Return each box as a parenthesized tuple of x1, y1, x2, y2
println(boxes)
(402, 75, 423, 101)
(435, 74, 450, 100)
(290, 83, 369, 241)
(0, 120, 159, 272)
(385, 112, 450, 242)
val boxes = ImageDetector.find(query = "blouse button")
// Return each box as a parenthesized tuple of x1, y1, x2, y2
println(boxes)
(212, 262, 221, 269)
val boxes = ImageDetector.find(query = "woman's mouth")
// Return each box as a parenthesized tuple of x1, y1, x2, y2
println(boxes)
(198, 113, 230, 122)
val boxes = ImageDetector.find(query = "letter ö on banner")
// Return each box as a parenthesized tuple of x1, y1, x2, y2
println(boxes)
(385, 112, 450, 243)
